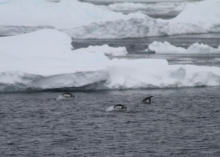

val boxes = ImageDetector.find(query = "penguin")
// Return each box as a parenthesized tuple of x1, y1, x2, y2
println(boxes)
(56, 93, 74, 100)
(141, 96, 153, 104)
(106, 104, 127, 112)
(62, 93, 74, 98)
(114, 104, 127, 110)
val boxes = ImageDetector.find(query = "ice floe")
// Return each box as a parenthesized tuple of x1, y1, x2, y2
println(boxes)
(0, 29, 220, 92)
(73, 45, 128, 56)
(147, 41, 220, 54)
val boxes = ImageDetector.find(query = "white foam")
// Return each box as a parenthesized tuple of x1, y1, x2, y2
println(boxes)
(105, 106, 115, 112)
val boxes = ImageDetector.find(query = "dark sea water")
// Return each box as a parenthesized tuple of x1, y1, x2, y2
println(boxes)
(1, 87, 220, 157)
(0, 87, 220, 157)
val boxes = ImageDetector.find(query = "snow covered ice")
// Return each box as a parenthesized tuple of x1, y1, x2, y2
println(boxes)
(0, 0, 145, 36)
(0, 29, 220, 92)
(73, 45, 128, 56)
(65, 0, 220, 39)
(147, 41, 220, 54)
(0, 0, 220, 38)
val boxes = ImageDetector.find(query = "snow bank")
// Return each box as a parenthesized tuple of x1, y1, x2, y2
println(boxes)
(0, 29, 220, 92)
(147, 41, 220, 54)
(74, 45, 128, 56)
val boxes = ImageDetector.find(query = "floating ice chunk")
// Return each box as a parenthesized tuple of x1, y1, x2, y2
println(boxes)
(147, 41, 220, 54)
(74, 45, 128, 56)
(0, 29, 110, 75)
(188, 43, 220, 54)
(148, 41, 186, 54)
(1, 29, 220, 92)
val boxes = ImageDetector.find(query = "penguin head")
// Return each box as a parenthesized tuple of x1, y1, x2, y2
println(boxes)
(114, 104, 127, 110)
(62, 93, 74, 98)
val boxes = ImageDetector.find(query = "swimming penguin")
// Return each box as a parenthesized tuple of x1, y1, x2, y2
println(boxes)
(56, 92, 74, 100)
(141, 96, 153, 104)
(105, 104, 127, 112)
(114, 104, 127, 110)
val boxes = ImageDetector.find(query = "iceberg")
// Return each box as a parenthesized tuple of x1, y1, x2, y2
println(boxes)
(170, 0, 220, 33)
(1, 0, 219, 38)
(0, 30, 109, 73)
(0, 0, 145, 36)
(65, 0, 220, 38)
(0, 29, 220, 92)
(0, 29, 110, 91)
(0, 0, 219, 38)
(147, 41, 220, 54)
